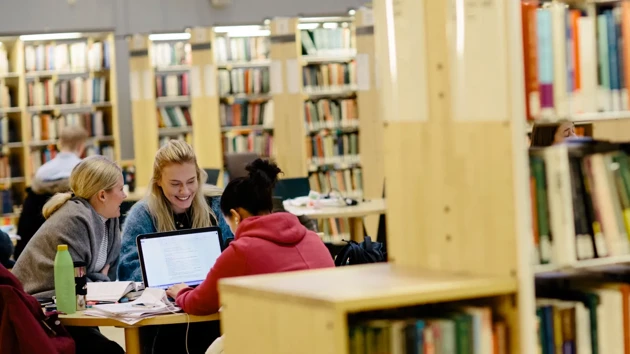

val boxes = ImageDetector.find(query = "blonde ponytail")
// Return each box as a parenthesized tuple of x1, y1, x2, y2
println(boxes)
(41, 155, 121, 219)
(42, 192, 73, 219)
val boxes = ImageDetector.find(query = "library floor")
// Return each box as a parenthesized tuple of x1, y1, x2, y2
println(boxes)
(101, 327, 126, 350)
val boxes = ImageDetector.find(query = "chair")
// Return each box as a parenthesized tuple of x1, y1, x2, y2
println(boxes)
(273, 177, 311, 200)
(224, 152, 259, 181)
(204, 168, 221, 185)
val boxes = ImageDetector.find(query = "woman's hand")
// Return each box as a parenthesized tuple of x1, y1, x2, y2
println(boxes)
(166, 283, 189, 299)
(101, 264, 110, 275)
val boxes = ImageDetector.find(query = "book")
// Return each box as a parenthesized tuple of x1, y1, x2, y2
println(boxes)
(86, 281, 140, 303)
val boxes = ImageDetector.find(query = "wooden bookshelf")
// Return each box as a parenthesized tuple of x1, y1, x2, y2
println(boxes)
(212, 24, 274, 181)
(220, 1, 532, 353)
(0, 32, 119, 225)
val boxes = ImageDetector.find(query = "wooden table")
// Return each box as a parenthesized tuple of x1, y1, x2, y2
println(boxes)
(60, 311, 219, 354)
(283, 199, 386, 241)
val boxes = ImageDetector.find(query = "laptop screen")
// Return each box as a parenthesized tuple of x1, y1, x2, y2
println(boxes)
(137, 228, 223, 289)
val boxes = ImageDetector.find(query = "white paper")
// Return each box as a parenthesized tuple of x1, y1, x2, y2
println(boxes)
(142, 70, 153, 100)
(275, 18, 290, 35)
(356, 54, 371, 91)
(129, 71, 140, 101)
(132, 34, 145, 50)
(270, 60, 283, 94)
(190, 66, 201, 98)
(194, 28, 207, 43)
(449, 0, 509, 121)
(360, 7, 374, 26)
(204, 64, 216, 97)
(285, 59, 300, 94)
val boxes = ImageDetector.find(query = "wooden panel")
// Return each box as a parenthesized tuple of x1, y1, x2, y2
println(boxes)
(270, 18, 308, 178)
(107, 33, 122, 162)
(220, 263, 516, 313)
(221, 290, 345, 354)
(356, 7, 384, 237)
(129, 36, 158, 188)
(189, 27, 223, 171)
(592, 120, 630, 142)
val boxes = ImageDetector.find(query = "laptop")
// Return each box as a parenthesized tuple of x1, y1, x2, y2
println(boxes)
(136, 227, 225, 290)
(204, 168, 221, 185)
(273, 177, 311, 200)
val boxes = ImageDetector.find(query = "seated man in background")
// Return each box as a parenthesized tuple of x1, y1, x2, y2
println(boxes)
(14, 126, 88, 260)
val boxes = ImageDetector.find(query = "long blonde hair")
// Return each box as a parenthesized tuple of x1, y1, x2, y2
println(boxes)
(147, 140, 213, 232)
(43, 155, 122, 218)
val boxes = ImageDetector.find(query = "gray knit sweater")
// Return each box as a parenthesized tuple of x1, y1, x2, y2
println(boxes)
(12, 197, 121, 298)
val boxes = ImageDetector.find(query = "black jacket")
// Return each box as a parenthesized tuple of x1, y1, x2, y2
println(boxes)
(14, 178, 70, 260)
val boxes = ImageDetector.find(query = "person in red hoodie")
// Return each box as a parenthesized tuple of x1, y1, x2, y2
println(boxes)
(166, 158, 335, 315)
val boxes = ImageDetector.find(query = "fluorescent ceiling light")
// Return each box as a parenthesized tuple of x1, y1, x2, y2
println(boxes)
(214, 25, 269, 37)
(298, 23, 319, 30)
(322, 22, 339, 29)
(20, 32, 82, 41)
(348, 9, 356, 15)
(149, 33, 191, 41)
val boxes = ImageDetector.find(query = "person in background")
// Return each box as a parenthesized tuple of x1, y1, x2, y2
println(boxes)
(11, 155, 126, 354)
(118, 140, 232, 282)
(530, 120, 577, 147)
(15, 126, 88, 260)
(166, 158, 335, 315)
(0, 230, 14, 269)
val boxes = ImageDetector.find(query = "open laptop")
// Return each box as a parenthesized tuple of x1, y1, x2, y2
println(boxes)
(136, 227, 224, 290)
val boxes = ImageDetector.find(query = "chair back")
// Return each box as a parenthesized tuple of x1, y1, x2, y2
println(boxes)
(224, 153, 259, 181)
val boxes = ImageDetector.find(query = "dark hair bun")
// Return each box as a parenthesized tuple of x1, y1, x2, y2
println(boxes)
(246, 158, 282, 188)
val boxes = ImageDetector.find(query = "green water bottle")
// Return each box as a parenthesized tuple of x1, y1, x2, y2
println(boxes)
(54, 244, 76, 314)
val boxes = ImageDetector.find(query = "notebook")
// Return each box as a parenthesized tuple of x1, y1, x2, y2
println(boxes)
(87, 281, 139, 303)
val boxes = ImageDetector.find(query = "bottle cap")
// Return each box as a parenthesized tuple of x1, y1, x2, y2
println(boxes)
(57, 244, 68, 251)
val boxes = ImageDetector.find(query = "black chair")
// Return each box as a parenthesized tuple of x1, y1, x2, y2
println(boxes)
(363, 181, 387, 259)
(273, 177, 311, 200)
(204, 168, 221, 185)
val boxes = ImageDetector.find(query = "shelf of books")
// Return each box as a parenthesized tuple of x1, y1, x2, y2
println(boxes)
(522, 0, 630, 142)
(220, 1, 538, 353)
(0, 31, 119, 226)
(213, 24, 274, 167)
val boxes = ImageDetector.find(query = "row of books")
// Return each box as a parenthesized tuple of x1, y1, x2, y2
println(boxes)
(160, 134, 192, 147)
(521, 1, 630, 120)
(218, 68, 270, 96)
(0, 189, 17, 214)
(0, 84, 13, 109)
(24, 41, 110, 73)
(219, 100, 273, 128)
(305, 98, 358, 132)
(309, 167, 363, 200)
(85, 144, 114, 161)
(300, 27, 354, 57)
(30, 146, 57, 172)
(31, 112, 108, 141)
(0, 117, 17, 145)
(222, 131, 273, 157)
(348, 306, 507, 354)
(0, 154, 20, 180)
(318, 218, 352, 244)
(0, 47, 9, 74)
(152, 42, 191, 69)
(536, 277, 630, 354)
(156, 73, 189, 98)
(157, 107, 192, 128)
(214, 35, 269, 63)
(27, 77, 107, 106)
(306, 131, 359, 167)
(529, 140, 630, 267)
(303, 62, 357, 92)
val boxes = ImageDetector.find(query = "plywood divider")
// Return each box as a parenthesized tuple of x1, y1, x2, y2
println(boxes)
(108, 33, 122, 163)
(592, 120, 630, 141)
(128, 35, 158, 188)
(189, 28, 223, 175)
(269, 18, 308, 178)
(355, 6, 384, 236)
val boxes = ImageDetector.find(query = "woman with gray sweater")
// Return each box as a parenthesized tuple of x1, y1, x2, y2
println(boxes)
(12, 155, 127, 354)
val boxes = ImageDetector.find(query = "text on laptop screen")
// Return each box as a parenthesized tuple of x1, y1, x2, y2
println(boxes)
(139, 230, 222, 289)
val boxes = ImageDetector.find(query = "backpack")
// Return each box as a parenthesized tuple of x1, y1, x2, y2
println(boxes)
(334, 236, 387, 266)
(0, 264, 75, 354)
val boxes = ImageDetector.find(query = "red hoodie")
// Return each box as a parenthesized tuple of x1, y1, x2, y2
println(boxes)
(175, 212, 335, 315)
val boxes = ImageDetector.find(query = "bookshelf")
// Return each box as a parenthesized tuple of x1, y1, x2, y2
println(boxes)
(0, 32, 119, 226)
(213, 24, 274, 170)
(220, 1, 533, 354)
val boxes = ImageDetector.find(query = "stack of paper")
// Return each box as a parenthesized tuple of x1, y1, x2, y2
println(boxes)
(86, 281, 140, 303)
(84, 288, 180, 325)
